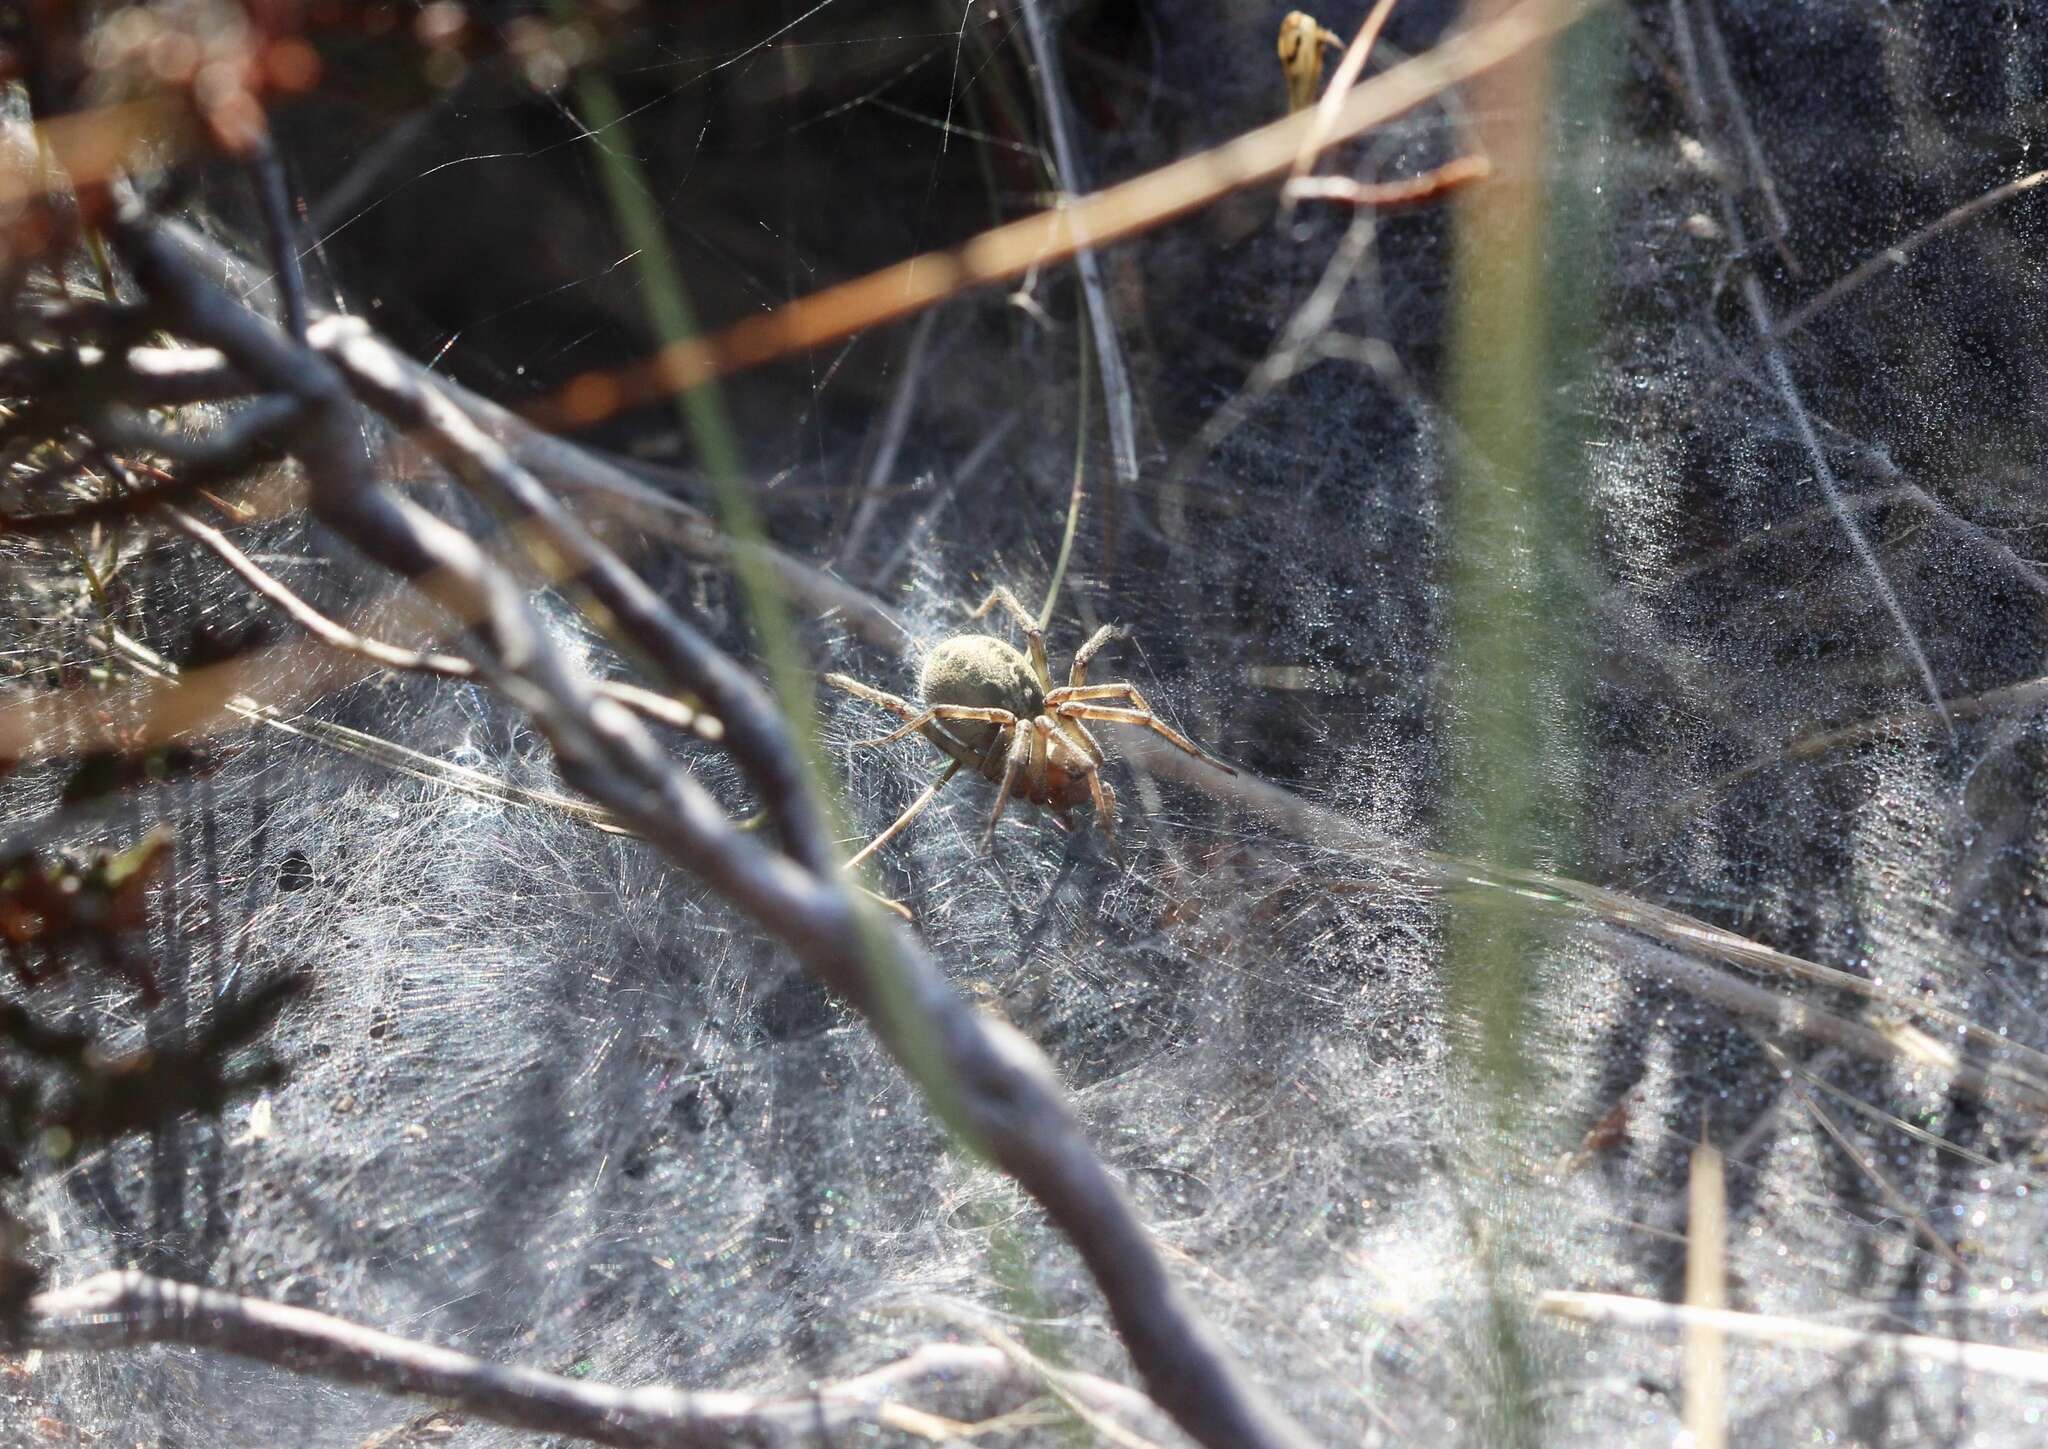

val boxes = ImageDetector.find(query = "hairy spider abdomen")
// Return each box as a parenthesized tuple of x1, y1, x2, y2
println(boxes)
(919, 634, 1042, 758)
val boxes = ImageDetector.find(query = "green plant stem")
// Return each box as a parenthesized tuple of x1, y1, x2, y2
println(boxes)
(553, 14, 816, 765)
(550, 6, 969, 1173)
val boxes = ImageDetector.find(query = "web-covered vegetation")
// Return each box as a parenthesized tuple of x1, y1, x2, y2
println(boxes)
(8, 2, 2048, 1447)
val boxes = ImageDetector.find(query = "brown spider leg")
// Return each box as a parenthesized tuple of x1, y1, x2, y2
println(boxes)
(1049, 683, 1233, 767)
(1054, 703, 1238, 774)
(983, 722, 1035, 846)
(1028, 712, 1053, 781)
(1047, 681, 1157, 709)
(1081, 757, 1120, 846)
(844, 760, 963, 870)
(859, 887, 914, 922)
(971, 586, 1053, 693)
(1066, 624, 1120, 688)
(1054, 714, 1106, 766)
(822, 672, 914, 716)
(851, 705, 1017, 749)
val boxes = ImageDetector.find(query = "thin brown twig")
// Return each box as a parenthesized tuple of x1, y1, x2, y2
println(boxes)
(1689, 672, 2048, 803)
(1668, 483, 2048, 601)
(159, 502, 720, 740)
(523, 0, 1598, 430)
(1285, 154, 1493, 208)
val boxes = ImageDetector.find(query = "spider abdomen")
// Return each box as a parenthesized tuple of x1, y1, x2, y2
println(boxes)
(918, 634, 1043, 761)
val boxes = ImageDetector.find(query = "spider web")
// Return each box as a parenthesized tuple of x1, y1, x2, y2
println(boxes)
(14, 3, 2048, 1447)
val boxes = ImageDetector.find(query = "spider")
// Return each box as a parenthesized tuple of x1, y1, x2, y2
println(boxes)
(823, 587, 1235, 867)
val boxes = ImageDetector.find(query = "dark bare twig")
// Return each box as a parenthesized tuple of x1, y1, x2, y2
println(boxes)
(1, 395, 295, 537)
(247, 139, 308, 341)
(1117, 730, 2048, 1112)
(163, 501, 720, 740)
(23, 1271, 1178, 1449)
(1774, 168, 2048, 341)
(105, 202, 1312, 1449)
(119, 344, 254, 406)
(320, 317, 910, 650)
(1667, 0, 1950, 733)
(0, 322, 233, 452)
(114, 322, 908, 647)
(321, 319, 829, 869)
(1017, 0, 1139, 484)
(95, 391, 302, 471)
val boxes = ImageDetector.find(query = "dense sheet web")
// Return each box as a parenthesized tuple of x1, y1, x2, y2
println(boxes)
(14, 2, 2048, 1445)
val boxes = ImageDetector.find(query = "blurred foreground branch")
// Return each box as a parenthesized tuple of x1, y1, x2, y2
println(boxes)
(23, 1271, 1182, 1449)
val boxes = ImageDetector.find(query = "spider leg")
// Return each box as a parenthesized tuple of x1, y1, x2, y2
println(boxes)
(850, 704, 1016, 750)
(844, 760, 963, 870)
(971, 586, 1053, 692)
(859, 886, 914, 922)
(1053, 703, 1238, 774)
(1036, 711, 1061, 770)
(983, 722, 1035, 846)
(1055, 715, 1106, 765)
(1065, 624, 1121, 688)
(971, 584, 1038, 632)
(822, 672, 915, 717)
(1082, 758, 1119, 847)
(1047, 681, 1155, 709)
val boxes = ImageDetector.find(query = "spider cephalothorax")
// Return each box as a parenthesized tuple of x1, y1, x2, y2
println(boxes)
(824, 588, 1234, 863)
